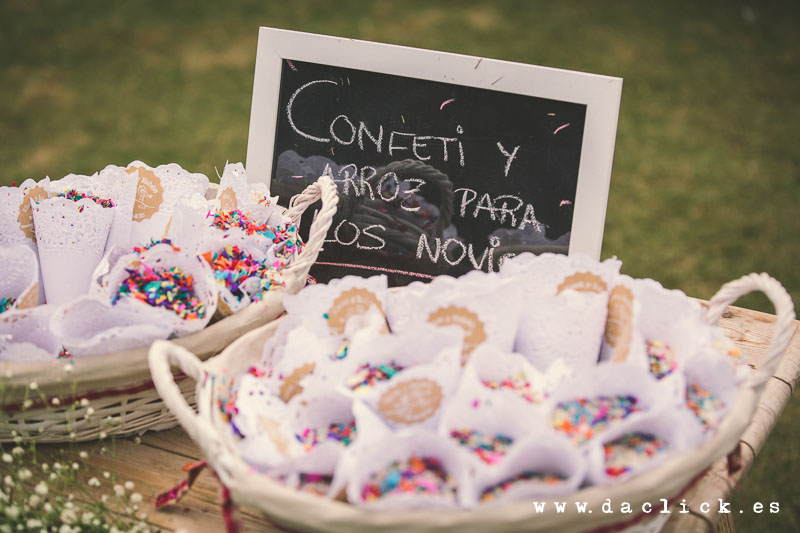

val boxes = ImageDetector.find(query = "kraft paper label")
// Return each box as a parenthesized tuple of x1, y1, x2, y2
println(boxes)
(327, 288, 385, 335)
(377, 378, 443, 425)
(218, 187, 238, 211)
(427, 305, 487, 364)
(605, 285, 634, 362)
(16, 283, 39, 310)
(557, 272, 608, 295)
(257, 415, 292, 457)
(17, 185, 49, 240)
(128, 166, 164, 222)
(279, 362, 316, 402)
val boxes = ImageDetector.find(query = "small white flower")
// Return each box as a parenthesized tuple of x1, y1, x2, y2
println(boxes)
(81, 512, 94, 525)
(79, 451, 88, 460)
(26, 519, 42, 529)
(64, 364, 73, 374)
(4, 475, 13, 486)
(103, 471, 110, 479)
(1, 453, 12, 463)
(101, 494, 109, 504)
(41, 463, 49, 472)
(80, 398, 89, 406)
(54, 462, 62, 471)
(43, 502, 53, 513)
(18, 468, 32, 480)
(88, 477, 101, 488)
(49, 472, 57, 481)
(29, 381, 38, 390)
(86, 406, 95, 417)
(59, 526, 72, 533)
(99, 431, 107, 440)
(28, 494, 41, 507)
(69, 432, 76, 440)
(51, 397, 60, 406)
(124, 481, 135, 491)
(130, 492, 143, 504)
(113, 484, 125, 497)
(4, 505, 19, 519)
(22, 399, 32, 409)
(72, 462, 79, 470)
(92, 519, 100, 526)
(34, 481, 48, 495)
(11, 447, 23, 456)
(134, 436, 141, 444)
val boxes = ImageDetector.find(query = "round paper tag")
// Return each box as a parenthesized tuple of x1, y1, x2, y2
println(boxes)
(427, 305, 487, 364)
(327, 287, 384, 335)
(378, 378, 443, 425)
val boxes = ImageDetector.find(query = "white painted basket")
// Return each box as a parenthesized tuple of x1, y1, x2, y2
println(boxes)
(0, 176, 339, 443)
(149, 272, 794, 533)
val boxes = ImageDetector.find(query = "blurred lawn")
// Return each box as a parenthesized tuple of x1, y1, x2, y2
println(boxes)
(1, 0, 798, 530)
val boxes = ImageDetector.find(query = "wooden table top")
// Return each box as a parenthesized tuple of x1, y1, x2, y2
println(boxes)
(26, 302, 800, 532)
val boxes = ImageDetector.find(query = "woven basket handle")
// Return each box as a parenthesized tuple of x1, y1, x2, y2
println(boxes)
(706, 273, 795, 392)
(282, 175, 339, 283)
(148, 340, 223, 456)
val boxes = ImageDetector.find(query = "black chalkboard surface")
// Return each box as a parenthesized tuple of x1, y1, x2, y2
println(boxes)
(269, 58, 587, 286)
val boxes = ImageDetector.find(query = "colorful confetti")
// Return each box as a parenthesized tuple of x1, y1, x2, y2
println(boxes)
(132, 239, 181, 254)
(481, 372, 545, 403)
(479, 471, 564, 502)
(209, 210, 303, 259)
(685, 384, 725, 430)
(552, 395, 640, 444)
(295, 420, 357, 451)
(57, 189, 116, 208)
(202, 244, 284, 301)
(604, 432, 666, 478)
(449, 429, 513, 465)
(113, 265, 205, 320)
(58, 346, 72, 359)
(0, 296, 16, 314)
(345, 362, 405, 391)
(329, 342, 349, 361)
(647, 340, 678, 379)
(361, 455, 455, 502)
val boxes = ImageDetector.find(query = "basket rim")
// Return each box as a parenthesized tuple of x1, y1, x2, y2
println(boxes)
(182, 313, 758, 533)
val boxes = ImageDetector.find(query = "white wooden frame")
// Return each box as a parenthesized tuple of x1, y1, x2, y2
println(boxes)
(246, 27, 622, 259)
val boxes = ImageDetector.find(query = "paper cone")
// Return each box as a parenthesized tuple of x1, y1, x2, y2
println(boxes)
(0, 244, 40, 314)
(32, 197, 113, 305)
(1, 178, 50, 304)
(126, 161, 209, 246)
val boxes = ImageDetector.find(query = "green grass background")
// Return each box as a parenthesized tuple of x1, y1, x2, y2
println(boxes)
(1, 0, 797, 529)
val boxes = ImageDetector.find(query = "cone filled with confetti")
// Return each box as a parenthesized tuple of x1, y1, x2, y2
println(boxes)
(468, 431, 586, 507)
(102, 244, 219, 337)
(32, 196, 114, 305)
(198, 235, 285, 317)
(345, 431, 467, 510)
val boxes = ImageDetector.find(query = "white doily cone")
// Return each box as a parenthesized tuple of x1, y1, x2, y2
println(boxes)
(32, 197, 113, 305)
(0, 244, 40, 313)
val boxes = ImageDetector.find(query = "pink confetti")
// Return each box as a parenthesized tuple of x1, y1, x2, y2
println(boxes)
(554, 123, 571, 135)
(439, 98, 456, 110)
(286, 60, 297, 71)
(559, 200, 573, 207)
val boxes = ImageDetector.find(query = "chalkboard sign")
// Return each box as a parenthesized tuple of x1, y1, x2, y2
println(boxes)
(247, 28, 622, 285)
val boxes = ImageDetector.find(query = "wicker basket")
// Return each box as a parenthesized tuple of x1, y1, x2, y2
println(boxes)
(0, 176, 339, 443)
(149, 272, 794, 533)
